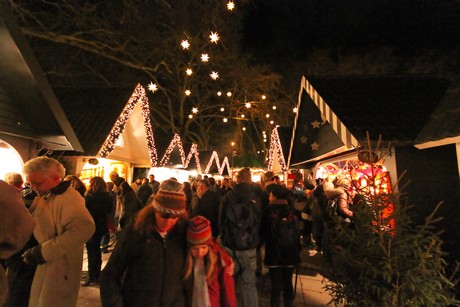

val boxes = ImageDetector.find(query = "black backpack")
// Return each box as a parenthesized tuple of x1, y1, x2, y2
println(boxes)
(270, 210, 299, 249)
(222, 192, 259, 250)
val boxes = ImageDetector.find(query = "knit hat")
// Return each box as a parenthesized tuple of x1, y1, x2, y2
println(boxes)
(152, 179, 186, 216)
(187, 216, 212, 246)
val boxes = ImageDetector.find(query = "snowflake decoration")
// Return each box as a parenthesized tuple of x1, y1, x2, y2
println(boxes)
(209, 31, 220, 43)
(148, 82, 158, 93)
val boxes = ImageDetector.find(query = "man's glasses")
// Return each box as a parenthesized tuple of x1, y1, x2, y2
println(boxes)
(29, 177, 50, 188)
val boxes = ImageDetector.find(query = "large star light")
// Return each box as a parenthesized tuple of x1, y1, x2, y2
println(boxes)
(148, 82, 158, 93)
(192, 107, 198, 114)
(201, 54, 209, 62)
(181, 40, 190, 49)
(210, 71, 219, 80)
(209, 32, 220, 43)
(227, 1, 235, 10)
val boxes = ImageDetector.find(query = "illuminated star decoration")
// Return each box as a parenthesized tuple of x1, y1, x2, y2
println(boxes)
(180, 40, 190, 50)
(209, 31, 220, 43)
(192, 107, 198, 114)
(227, 1, 235, 11)
(186, 68, 193, 75)
(311, 142, 319, 151)
(148, 82, 158, 93)
(185, 90, 191, 96)
(210, 71, 219, 80)
(201, 54, 209, 62)
(293, 107, 298, 113)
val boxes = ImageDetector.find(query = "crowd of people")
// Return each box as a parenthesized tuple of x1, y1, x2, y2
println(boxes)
(1, 156, 357, 307)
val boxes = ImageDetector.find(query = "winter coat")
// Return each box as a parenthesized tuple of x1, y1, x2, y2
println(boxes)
(136, 183, 153, 207)
(324, 187, 354, 219)
(185, 242, 237, 307)
(219, 182, 262, 250)
(100, 220, 188, 307)
(192, 189, 221, 238)
(29, 183, 95, 307)
(261, 200, 301, 267)
(119, 191, 142, 228)
(85, 191, 113, 236)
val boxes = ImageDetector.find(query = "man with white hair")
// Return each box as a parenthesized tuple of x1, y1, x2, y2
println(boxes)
(22, 156, 95, 307)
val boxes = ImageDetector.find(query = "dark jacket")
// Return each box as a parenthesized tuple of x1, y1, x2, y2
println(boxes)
(85, 191, 113, 236)
(100, 220, 188, 307)
(119, 191, 142, 228)
(219, 182, 261, 250)
(261, 201, 301, 267)
(192, 189, 221, 238)
(136, 183, 153, 207)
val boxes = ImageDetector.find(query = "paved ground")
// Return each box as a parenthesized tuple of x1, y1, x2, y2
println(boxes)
(78, 246, 339, 307)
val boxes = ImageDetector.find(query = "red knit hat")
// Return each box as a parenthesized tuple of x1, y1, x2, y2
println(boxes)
(187, 216, 212, 246)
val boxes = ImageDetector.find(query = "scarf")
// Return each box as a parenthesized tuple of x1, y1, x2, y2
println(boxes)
(192, 258, 211, 307)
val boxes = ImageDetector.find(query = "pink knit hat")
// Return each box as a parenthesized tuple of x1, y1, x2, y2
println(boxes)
(187, 216, 212, 246)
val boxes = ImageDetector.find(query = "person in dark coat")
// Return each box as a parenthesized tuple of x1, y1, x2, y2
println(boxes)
(118, 181, 142, 229)
(100, 179, 189, 307)
(136, 178, 153, 207)
(192, 179, 221, 238)
(261, 184, 301, 307)
(81, 177, 113, 286)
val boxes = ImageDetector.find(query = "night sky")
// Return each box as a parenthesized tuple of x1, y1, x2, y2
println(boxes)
(243, 0, 460, 65)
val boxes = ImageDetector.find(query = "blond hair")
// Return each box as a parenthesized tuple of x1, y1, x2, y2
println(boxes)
(183, 245, 217, 281)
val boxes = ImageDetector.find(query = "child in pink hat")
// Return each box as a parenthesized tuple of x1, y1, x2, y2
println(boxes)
(184, 216, 237, 307)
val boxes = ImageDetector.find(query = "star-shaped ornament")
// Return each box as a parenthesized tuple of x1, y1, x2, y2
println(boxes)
(209, 32, 220, 43)
(311, 120, 321, 128)
(210, 71, 219, 80)
(300, 135, 308, 144)
(180, 40, 190, 50)
(201, 54, 209, 62)
(311, 142, 319, 151)
(148, 82, 158, 93)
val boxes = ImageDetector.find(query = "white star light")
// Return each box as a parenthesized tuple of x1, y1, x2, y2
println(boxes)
(223, 118, 228, 123)
(210, 71, 219, 80)
(209, 31, 220, 43)
(245, 102, 251, 108)
(227, 1, 235, 10)
(180, 40, 190, 49)
(226, 92, 232, 97)
(186, 68, 193, 75)
(311, 142, 319, 151)
(188, 114, 193, 119)
(220, 107, 225, 112)
(148, 82, 158, 93)
(185, 90, 191, 96)
(261, 95, 266, 100)
(192, 107, 198, 114)
(293, 107, 298, 113)
(201, 54, 209, 62)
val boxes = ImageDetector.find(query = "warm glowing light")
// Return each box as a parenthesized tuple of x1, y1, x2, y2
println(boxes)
(267, 126, 287, 171)
(266, 114, 270, 118)
(242, 127, 246, 131)
(272, 105, 277, 110)
(217, 91, 222, 96)
(245, 102, 251, 108)
(270, 120, 274, 124)
(186, 68, 193, 75)
(226, 92, 232, 97)
(293, 107, 298, 113)
(148, 82, 158, 93)
(241, 114, 245, 118)
(201, 53, 209, 62)
(231, 142, 235, 146)
(220, 107, 225, 112)
(188, 114, 193, 119)
(185, 89, 191, 96)
(210, 71, 219, 80)
(261, 95, 266, 100)
(192, 107, 198, 114)
(209, 31, 220, 43)
(181, 40, 190, 49)
(227, 1, 235, 10)
(223, 118, 228, 123)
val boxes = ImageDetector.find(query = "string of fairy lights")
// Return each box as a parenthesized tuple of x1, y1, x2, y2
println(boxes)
(99, 1, 292, 174)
